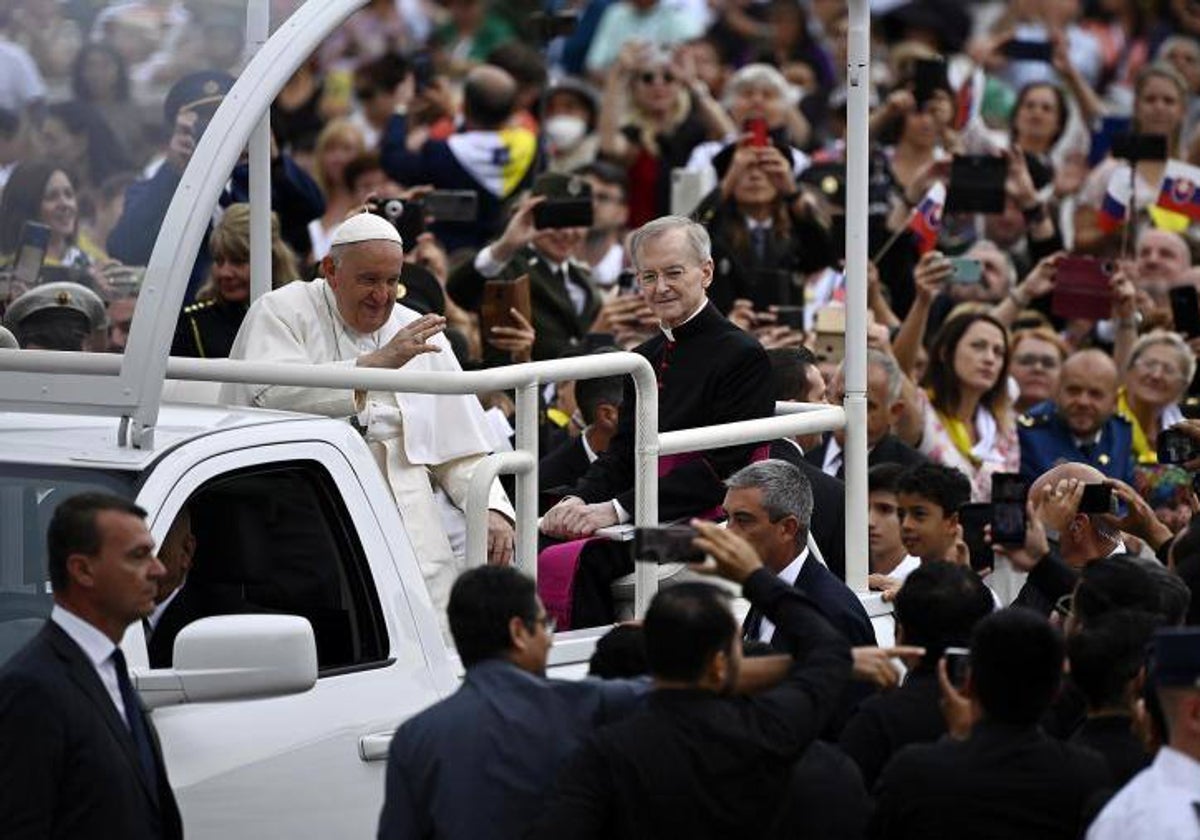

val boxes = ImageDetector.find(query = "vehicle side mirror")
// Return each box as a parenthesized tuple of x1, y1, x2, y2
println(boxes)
(135, 615, 317, 709)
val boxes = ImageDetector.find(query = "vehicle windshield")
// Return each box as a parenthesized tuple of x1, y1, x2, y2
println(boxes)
(0, 465, 136, 666)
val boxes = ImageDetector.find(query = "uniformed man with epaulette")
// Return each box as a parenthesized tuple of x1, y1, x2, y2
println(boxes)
(1018, 348, 1136, 484)
(447, 173, 602, 366)
(2, 281, 108, 351)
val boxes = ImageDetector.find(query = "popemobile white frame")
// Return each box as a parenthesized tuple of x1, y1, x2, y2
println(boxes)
(0, 0, 878, 613)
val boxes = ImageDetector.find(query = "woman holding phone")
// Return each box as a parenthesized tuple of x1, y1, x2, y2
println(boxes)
(893, 261, 1019, 501)
(0, 161, 108, 272)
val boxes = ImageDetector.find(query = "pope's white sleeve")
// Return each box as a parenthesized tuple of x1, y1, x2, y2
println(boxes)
(233, 299, 361, 417)
(432, 452, 515, 521)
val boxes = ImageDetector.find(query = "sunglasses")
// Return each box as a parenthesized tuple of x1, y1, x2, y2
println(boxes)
(639, 71, 675, 85)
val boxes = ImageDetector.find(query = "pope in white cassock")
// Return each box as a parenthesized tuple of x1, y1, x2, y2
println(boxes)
(220, 213, 516, 617)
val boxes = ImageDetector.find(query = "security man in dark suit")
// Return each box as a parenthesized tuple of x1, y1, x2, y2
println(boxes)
(1018, 349, 1135, 485)
(725, 460, 876, 648)
(0, 493, 183, 839)
(528, 521, 853, 839)
(448, 173, 602, 367)
(870, 608, 1111, 840)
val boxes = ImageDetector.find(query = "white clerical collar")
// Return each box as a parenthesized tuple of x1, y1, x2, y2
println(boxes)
(660, 298, 708, 342)
(778, 547, 810, 586)
(148, 582, 184, 631)
(51, 603, 118, 667)
(581, 426, 600, 463)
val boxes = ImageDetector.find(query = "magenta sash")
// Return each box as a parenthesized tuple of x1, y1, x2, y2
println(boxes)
(537, 445, 771, 630)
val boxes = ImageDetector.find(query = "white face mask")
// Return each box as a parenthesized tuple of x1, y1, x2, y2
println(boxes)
(544, 115, 588, 153)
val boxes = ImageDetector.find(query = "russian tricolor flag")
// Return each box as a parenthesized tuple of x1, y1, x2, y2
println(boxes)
(908, 183, 946, 254)
(1098, 166, 1131, 234)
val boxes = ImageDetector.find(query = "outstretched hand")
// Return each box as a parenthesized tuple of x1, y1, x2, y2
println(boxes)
(357, 314, 445, 369)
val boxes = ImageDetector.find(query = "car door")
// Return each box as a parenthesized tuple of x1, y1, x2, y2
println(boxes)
(136, 436, 446, 840)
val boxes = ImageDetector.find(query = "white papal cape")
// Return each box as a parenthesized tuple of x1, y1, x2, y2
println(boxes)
(220, 278, 514, 617)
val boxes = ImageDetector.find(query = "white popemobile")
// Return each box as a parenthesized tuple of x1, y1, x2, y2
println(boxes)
(0, 0, 885, 837)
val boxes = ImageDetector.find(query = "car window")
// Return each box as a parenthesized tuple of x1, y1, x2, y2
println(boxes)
(150, 460, 388, 674)
(0, 465, 137, 666)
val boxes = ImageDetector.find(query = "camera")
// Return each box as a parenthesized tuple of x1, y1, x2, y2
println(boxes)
(370, 197, 425, 245)
(633, 526, 703, 564)
(1158, 428, 1200, 465)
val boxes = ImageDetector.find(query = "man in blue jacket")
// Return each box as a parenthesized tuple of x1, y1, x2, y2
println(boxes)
(106, 71, 324, 303)
(1018, 349, 1134, 485)
(380, 64, 537, 252)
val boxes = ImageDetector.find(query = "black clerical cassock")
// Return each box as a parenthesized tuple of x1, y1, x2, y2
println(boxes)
(564, 301, 774, 624)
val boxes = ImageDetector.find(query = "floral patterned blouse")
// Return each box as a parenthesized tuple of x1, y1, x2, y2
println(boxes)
(914, 389, 1021, 503)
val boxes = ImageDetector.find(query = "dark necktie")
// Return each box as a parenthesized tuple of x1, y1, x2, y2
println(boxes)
(1079, 441, 1095, 460)
(744, 607, 763, 641)
(112, 648, 159, 799)
(561, 267, 584, 315)
(750, 226, 768, 261)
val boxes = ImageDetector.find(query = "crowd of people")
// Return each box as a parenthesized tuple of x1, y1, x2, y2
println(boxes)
(3, 0, 1200, 836)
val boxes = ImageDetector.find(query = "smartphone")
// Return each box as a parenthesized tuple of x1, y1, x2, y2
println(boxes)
(913, 58, 948, 108)
(944, 646, 970, 688)
(957, 502, 994, 572)
(1170, 285, 1200, 339)
(745, 117, 770, 148)
(1158, 428, 1200, 464)
(617, 268, 638, 295)
(774, 305, 805, 330)
(481, 274, 532, 334)
(371, 197, 425, 245)
(1078, 483, 1115, 514)
(410, 51, 435, 92)
(424, 190, 478, 223)
(530, 10, 578, 40)
(991, 473, 1029, 547)
(1003, 39, 1054, 62)
(633, 525, 703, 564)
(814, 305, 846, 363)
(947, 257, 983, 285)
(533, 197, 593, 229)
(945, 155, 1008, 215)
(1111, 132, 1168, 162)
(13, 221, 50, 288)
(1089, 116, 1133, 167)
(1051, 256, 1114, 321)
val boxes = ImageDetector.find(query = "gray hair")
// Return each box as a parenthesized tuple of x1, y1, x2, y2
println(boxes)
(1128, 329, 1197, 384)
(724, 63, 791, 109)
(628, 215, 712, 270)
(867, 348, 904, 405)
(725, 459, 814, 541)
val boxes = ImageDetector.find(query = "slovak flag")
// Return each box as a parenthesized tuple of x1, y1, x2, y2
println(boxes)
(908, 183, 946, 254)
(1156, 160, 1200, 224)
(1098, 165, 1131, 234)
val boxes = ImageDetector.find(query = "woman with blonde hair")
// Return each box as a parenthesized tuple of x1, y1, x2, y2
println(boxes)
(172, 204, 299, 358)
(307, 119, 366, 261)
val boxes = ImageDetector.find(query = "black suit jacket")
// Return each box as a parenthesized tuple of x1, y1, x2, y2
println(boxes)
(770, 439, 847, 580)
(447, 247, 602, 366)
(529, 570, 852, 840)
(148, 583, 209, 668)
(539, 436, 591, 499)
(869, 721, 1111, 840)
(804, 432, 926, 479)
(0, 622, 183, 839)
(838, 666, 946, 790)
(744, 556, 877, 649)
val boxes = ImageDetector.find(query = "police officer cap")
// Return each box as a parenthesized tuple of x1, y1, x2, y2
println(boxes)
(1151, 627, 1200, 687)
(163, 70, 235, 127)
(330, 212, 405, 249)
(2, 281, 108, 332)
(532, 172, 592, 200)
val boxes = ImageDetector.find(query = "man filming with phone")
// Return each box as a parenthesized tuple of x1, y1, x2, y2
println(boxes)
(447, 173, 601, 365)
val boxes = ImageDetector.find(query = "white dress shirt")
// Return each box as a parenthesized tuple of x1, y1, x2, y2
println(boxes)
(1087, 746, 1200, 840)
(147, 584, 183, 632)
(821, 436, 843, 478)
(757, 548, 809, 643)
(51, 604, 129, 725)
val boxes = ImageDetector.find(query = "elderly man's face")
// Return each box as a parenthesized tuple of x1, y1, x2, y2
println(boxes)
(636, 228, 713, 328)
(1137, 231, 1191, 292)
(949, 246, 1010, 303)
(325, 240, 404, 334)
(730, 82, 787, 128)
